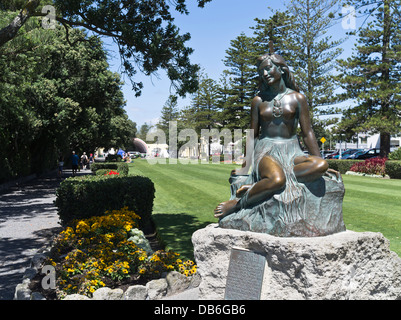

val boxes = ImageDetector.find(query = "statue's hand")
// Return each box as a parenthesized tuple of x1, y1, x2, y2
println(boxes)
(325, 168, 341, 181)
(236, 184, 252, 198)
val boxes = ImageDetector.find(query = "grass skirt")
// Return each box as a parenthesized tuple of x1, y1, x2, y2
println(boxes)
(219, 136, 346, 237)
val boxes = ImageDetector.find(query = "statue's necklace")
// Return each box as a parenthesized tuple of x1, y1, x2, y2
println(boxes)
(272, 88, 289, 118)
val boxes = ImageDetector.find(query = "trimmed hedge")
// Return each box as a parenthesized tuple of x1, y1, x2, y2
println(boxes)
(326, 159, 364, 174)
(327, 159, 401, 179)
(90, 162, 129, 176)
(55, 175, 155, 230)
(385, 161, 401, 179)
(105, 154, 122, 162)
(95, 169, 122, 176)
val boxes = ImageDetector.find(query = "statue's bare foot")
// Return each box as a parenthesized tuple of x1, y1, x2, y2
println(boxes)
(214, 199, 239, 219)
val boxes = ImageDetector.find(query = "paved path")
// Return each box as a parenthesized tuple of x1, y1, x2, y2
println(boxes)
(0, 170, 88, 300)
(0, 169, 199, 300)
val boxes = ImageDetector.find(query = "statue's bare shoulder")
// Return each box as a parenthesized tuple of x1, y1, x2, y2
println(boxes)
(251, 96, 263, 109)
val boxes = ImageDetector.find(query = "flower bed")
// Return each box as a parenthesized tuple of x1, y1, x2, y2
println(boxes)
(350, 157, 387, 176)
(39, 207, 196, 299)
(90, 162, 129, 176)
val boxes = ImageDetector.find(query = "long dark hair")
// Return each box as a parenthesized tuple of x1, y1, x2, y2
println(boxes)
(256, 53, 300, 93)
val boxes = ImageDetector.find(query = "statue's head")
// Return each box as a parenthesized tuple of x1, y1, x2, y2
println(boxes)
(256, 53, 299, 92)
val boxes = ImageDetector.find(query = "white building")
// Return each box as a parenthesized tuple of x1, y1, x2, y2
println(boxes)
(335, 133, 401, 151)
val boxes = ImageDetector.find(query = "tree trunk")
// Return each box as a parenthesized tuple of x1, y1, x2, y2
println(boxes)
(380, 132, 391, 158)
(380, 0, 391, 158)
(0, 0, 40, 47)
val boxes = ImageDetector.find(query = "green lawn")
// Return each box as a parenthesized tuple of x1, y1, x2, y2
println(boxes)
(341, 175, 401, 255)
(129, 159, 401, 258)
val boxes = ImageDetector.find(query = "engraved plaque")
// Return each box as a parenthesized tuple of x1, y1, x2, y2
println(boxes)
(224, 247, 266, 300)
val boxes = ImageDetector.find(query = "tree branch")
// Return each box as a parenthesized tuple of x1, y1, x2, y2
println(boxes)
(0, 0, 41, 47)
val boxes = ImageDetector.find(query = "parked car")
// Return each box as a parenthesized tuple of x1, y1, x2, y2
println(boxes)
(349, 148, 381, 160)
(332, 149, 363, 159)
(325, 150, 346, 159)
(341, 149, 364, 159)
(322, 150, 336, 158)
(127, 151, 141, 159)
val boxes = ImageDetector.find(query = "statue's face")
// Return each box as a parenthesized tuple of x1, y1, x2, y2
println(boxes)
(258, 59, 282, 86)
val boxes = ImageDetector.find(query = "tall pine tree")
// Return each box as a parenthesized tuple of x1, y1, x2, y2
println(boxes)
(251, 1, 343, 137)
(220, 33, 257, 132)
(157, 94, 179, 139)
(336, 0, 401, 157)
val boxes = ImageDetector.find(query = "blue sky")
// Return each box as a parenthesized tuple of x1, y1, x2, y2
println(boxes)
(106, 0, 356, 129)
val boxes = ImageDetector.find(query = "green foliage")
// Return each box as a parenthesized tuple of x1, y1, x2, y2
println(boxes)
(173, 2, 343, 140)
(50, 0, 212, 96)
(136, 122, 153, 141)
(55, 174, 155, 229)
(219, 34, 256, 131)
(90, 162, 129, 176)
(0, 0, 27, 10)
(326, 159, 364, 174)
(0, 0, 212, 96)
(184, 74, 221, 132)
(335, 0, 401, 157)
(156, 95, 180, 139)
(0, 13, 133, 180)
(389, 148, 401, 160)
(105, 154, 123, 162)
(385, 161, 401, 179)
(251, 1, 344, 134)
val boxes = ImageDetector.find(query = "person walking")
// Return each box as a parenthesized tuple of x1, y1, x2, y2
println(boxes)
(81, 152, 88, 170)
(57, 154, 64, 179)
(71, 151, 79, 177)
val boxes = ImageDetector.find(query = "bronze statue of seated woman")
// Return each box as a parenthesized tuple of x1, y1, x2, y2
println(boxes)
(214, 51, 345, 237)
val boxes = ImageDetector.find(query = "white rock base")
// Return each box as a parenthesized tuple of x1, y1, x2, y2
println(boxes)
(192, 224, 401, 300)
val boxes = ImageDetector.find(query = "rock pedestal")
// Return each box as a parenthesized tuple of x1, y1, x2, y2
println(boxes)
(192, 224, 401, 300)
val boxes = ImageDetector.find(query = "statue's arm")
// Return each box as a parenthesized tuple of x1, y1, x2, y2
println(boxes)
(235, 97, 261, 174)
(250, 96, 261, 139)
(297, 93, 321, 157)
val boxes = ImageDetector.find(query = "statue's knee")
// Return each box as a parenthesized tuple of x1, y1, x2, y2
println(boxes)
(273, 174, 286, 189)
(316, 158, 329, 175)
(260, 173, 286, 191)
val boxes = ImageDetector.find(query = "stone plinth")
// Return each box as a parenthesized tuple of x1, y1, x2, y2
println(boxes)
(192, 224, 401, 300)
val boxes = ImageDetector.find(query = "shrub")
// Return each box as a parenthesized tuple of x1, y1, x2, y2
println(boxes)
(326, 160, 364, 174)
(350, 157, 387, 176)
(389, 148, 401, 160)
(105, 154, 122, 162)
(90, 162, 129, 176)
(95, 169, 121, 176)
(45, 207, 197, 298)
(55, 174, 155, 230)
(385, 161, 401, 179)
